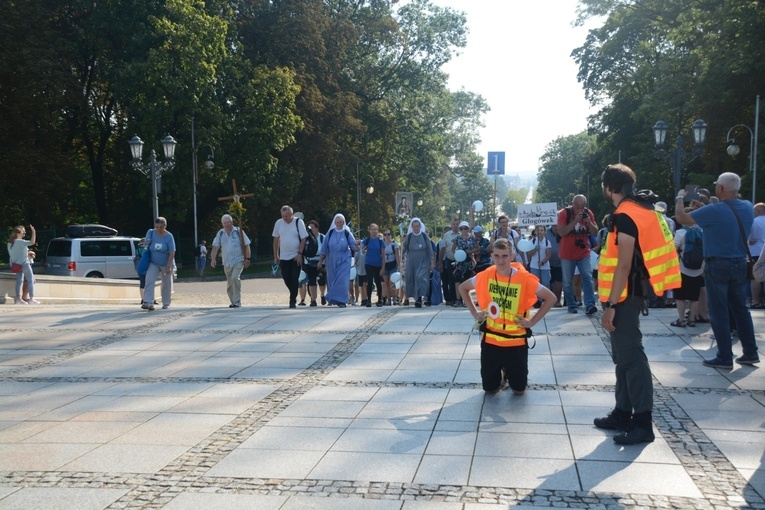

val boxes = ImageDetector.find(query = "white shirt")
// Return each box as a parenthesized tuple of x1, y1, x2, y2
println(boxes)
(213, 227, 250, 267)
(440, 230, 459, 261)
(273, 217, 308, 260)
(529, 237, 551, 270)
(750, 215, 765, 256)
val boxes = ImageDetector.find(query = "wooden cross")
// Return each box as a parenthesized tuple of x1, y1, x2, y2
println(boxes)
(218, 179, 254, 204)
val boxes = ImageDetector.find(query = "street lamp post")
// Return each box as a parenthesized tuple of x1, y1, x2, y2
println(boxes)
(130, 134, 178, 221)
(725, 95, 760, 204)
(191, 118, 215, 247)
(653, 118, 707, 194)
(355, 162, 374, 235)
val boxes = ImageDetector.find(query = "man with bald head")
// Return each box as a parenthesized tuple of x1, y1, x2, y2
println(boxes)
(557, 194, 599, 314)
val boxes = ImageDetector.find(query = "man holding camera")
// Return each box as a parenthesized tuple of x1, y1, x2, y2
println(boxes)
(557, 194, 599, 314)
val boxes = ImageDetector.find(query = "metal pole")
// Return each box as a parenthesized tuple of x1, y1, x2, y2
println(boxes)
(150, 150, 159, 221)
(191, 117, 199, 247)
(754, 95, 760, 204)
(673, 135, 683, 194)
(355, 162, 360, 236)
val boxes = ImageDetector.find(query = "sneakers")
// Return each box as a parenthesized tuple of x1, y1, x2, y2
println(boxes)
(141, 302, 149, 309)
(414, 299, 422, 308)
(376, 301, 384, 307)
(147, 304, 155, 311)
(736, 355, 760, 365)
(593, 409, 631, 431)
(613, 424, 655, 445)
(162, 304, 169, 309)
(586, 306, 598, 315)
(703, 357, 733, 369)
(14, 298, 28, 305)
(229, 303, 241, 308)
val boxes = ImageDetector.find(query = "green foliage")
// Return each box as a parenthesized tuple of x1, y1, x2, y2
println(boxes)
(573, 0, 765, 206)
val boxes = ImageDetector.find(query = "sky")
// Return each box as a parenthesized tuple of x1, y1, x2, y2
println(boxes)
(429, 0, 598, 182)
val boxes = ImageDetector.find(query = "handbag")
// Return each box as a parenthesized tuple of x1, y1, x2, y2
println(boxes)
(723, 201, 755, 280)
(11, 263, 23, 273)
(136, 249, 151, 275)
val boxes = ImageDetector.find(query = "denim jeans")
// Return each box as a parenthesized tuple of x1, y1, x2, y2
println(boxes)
(561, 256, 595, 311)
(704, 258, 757, 362)
(530, 267, 551, 289)
(15, 263, 34, 299)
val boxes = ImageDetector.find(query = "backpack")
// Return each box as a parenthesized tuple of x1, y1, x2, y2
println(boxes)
(295, 219, 318, 257)
(681, 227, 704, 270)
(194, 245, 202, 257)
(327, 228, 355, 256)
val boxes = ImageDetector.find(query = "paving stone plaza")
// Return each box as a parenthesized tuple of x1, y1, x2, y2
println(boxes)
(1, 280, 765, 509)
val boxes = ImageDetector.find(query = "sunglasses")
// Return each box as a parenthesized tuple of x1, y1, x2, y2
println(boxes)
(384, 233, 391, 236)
(459, 227, 469, 230)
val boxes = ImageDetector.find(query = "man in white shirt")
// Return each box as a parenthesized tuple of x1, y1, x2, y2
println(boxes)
(210, 214, 251, 308)
(272, 205, 308, 308)
(438, 219, 460, 305)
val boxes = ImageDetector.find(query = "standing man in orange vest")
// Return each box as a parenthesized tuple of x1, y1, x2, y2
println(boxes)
(596, 164, 681, 445)
(459, 238, 556, 395)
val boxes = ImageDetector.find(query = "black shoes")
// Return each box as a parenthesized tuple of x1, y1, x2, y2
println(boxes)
(586, 306, 598, 315)
(593, 409, 631, 431)
(321, 296, 327, 305)
(310, 300, 317, 307)
(414, 299, 422, 308)
(736, 355, 760, 365)
(703, 357, 733, 369)
(299, 301, 306, 306)
(613, 424, 655, 445)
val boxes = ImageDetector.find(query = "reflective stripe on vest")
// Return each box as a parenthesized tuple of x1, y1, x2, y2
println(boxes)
(598, 201, 681, 303)
(475, 264, 539, 346)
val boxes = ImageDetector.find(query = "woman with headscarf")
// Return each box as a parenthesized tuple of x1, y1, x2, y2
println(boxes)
(402, 218, 434, 308)
(318, 214, 355, 308)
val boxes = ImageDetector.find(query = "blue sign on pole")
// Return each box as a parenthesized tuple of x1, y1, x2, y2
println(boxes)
(487, 152, 505, 175)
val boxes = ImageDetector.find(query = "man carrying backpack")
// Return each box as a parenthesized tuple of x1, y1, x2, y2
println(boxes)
(272, 205, 308, 308)
(300, 220, 323, 306)
(211, 215, 251, 308)
(194, 240, 207, 278)
(670, 219, 704, 327)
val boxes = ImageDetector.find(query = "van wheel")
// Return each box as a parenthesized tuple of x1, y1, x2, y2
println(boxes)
(87, 272, 104, 278)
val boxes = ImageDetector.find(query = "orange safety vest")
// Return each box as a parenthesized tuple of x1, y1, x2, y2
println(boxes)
(474, 263, 540, 346)
(598, 200, 681, 303)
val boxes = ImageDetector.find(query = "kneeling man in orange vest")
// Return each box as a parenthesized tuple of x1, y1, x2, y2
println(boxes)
(459, 238, 557, 395)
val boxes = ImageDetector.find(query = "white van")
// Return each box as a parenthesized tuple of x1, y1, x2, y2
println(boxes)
(45, 236, 141, 279)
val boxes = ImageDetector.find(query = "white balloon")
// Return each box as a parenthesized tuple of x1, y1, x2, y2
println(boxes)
(472, 200, 484, 212)
(299, 270, 307, 281)
(390, 271, 402, 283)
(350, 267, 357, 280)
(455, 249, 467, 262)
(590, 250, 599, 268)
(516, 239, 534, 252)
(395, 280, 402, 290)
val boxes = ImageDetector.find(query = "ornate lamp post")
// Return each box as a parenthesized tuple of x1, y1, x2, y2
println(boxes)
(725, 96, 760, 203)
(130, 134, 177, 220)
(355, 162, 374, 235)
(191, 118, 214, 247)
(652, 118, 707, 194)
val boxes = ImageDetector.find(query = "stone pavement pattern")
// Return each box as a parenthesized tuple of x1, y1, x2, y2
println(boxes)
(1, 279, 765, 509)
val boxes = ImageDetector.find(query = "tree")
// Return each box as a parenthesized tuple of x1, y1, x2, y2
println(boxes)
(537, 132, 599, 208)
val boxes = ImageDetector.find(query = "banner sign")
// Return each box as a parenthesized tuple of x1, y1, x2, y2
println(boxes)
(517, 203, 558, 226)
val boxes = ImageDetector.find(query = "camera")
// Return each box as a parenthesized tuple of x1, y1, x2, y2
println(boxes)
(575, 239, 586, 249)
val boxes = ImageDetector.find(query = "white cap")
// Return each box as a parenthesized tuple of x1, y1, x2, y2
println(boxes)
(459, 221, 470, 229)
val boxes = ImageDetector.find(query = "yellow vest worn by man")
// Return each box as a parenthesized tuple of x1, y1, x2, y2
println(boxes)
(598, 200, 681, 303)
(474, 263, 540, 347)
